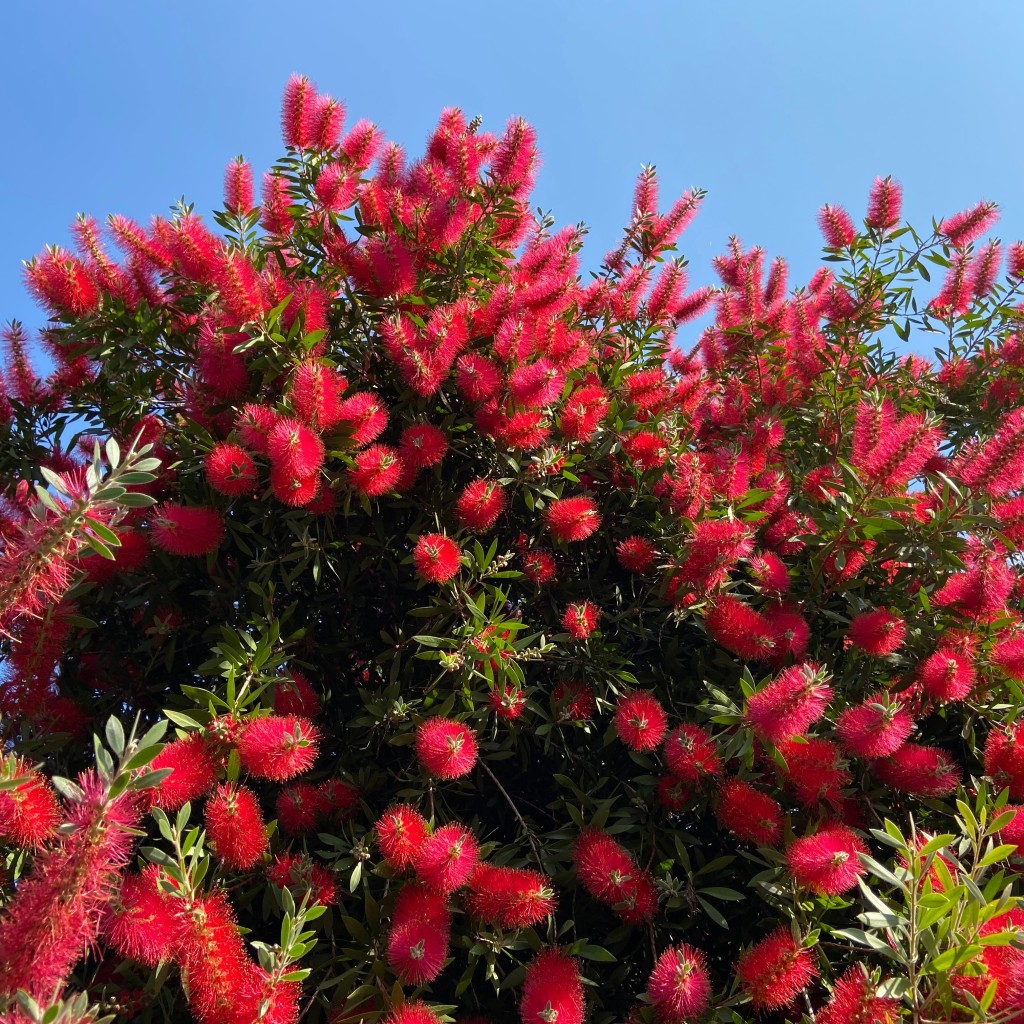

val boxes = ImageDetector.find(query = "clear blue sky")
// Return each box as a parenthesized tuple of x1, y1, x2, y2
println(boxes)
(3, 1, 1023, 361)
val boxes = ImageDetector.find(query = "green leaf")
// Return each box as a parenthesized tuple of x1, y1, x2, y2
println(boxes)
(105, 717, 126, 757)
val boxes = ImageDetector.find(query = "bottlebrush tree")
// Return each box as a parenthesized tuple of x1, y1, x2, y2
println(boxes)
(2, 73, 1024, 1024)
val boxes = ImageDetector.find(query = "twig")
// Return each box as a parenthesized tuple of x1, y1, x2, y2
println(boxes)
(479, 759, 546, 871)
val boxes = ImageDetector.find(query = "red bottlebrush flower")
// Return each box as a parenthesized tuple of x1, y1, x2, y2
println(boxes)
(387, 915, 450, 985)
(0, 762, 59, 847)
(520, 949, 585, 1024)
(622, 430, 667, 470)
(224, 158, 254, 214)
(465, 864, 558, 928)
(413, 533, 462, 584)
(384, 1003, 445, 1024)
(818, 204, 856, 248)
(523, 549, 557, 586)
(736, 927, 819, 1012)
(552, 679, 596, 722)
(715, 778, 784, 847)
(787, 823, 868, 895)
(0, 771, 145, 1001)
(338, 391, 389, 446)
(415, 717, 478, 779)
(818, 966, 901, 1024)
(104, 866, 184, 967)
(874, 743, 961, 797)
(616, 868, 659, 924)
(276, 781, 322, 835)
(847, 609, 906, 657)
(235, 403, 279, 454)
(414, 822, 480, 893)
(968, 240, 1003, 300)
(150, 734, 217, 809)
(624, 368, 670, 411)
(985, 722, 1024, 798)
(545, 496, 601, 543)
(776, 737, 851, 808)
(614, 691, 668, 751)
(376, 804, 430, 870)
(647, 943, 712, 1024)
(560, 382, 609, 442)
(490, 682, 527, 720)
(267, 417, 325, 477)
(348, 443, 403, 497)
(456, 353, 502, 403)
(835, 692, 914, 759)
(270, 463, 321, 507)
(315, 162, 358, 212)
(939, 200, 999, 248)
(268, 852, 337, 906)
(916, 647, 976, 701)
(745, 662, 832, 744)
(205, 443, 258, 497)
(574, 828, 633, 902)
(656, 774, 692, 811)
(509, 358, 565, 408)
(928, 252, 971, 317)
(957, 408, 1024, 497)
(999, 805, 1024, 857)
(204, 783, 268, 870)
(993, 632, 1024, 681)
(705, 596, 776, 661)
(237, 715, 320, 781)
(617, 535, 657, 574)
(456, 478, 506, 531)
(747, 551, 791, 595)
(150, 503, 224, 557)
(317, 778, 360, 823)
(663, 723, 722, 784)
(281, 73, 316, 149)
(399, 423, 449, 470)
(866, 175, 903, 229)
(562, 600, 599, 639)
(496, 408, 551, 450)
(274, 669, 321, 718)
(310, 94, 345, 149)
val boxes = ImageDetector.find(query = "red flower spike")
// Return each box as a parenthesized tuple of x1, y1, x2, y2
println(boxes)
(984, 722, 1024, 799)
(275, 781, 322, 835)
(281, 73, 317, 149)
(847, 609, 906, 657)
(384, 1003, 445, 1024)
(376, 804, 430, 870)
(104, 866, 184, 967)
(647, 943, 712, 1024)
(223, 158, 254, 214)
(149, 503, 224, 557)
(317, 778, 360, 823)
(916, 647, 976, 701)
(150, 734, 217, 809)
(787, 823, 868, 895)
(818, 204, 856, 248)
(866, 175, 903, 229)
(616, 535, 657, 574)
(273, 668, 321, 718)
(456, 478, 506, 532)
(338, 392, 389, 446)
(205, 443, 258, 497)
(663, 724, 722, 784)
(561, 600, 599, 639)
(413, 533, 462, 584)
(348, 443, 403, 497)
(874, 743, 961, 797)
(0, 763, 59, 847)
(715, 778, 784, 846)
(735, 927, 819, 1012)
(523, 550, 557, 586)
(818, 966, 901, 1024)
(415, 717, 478, 779)
(835, 692, 914, 759)
(939, 200, 999, 248)
(744, 662, 832, 744)
(465, 864, 557, 929)
(614, 691, 668, 752)
(545, 496, 601, 543)
(237, 715, 321, 781)
(267, 853, 337, 907)
(519, 948, 585, 1024)
(490, 682, 527, 720)
(387, 915, 450, 985)
(414, 822, 480, 893)
(705, 596, 776, 661)
(267, 417, 325, 478)
(552, 680, 596, 722)
(399, 423, 449, 470)
(204, 783, 268, 870)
